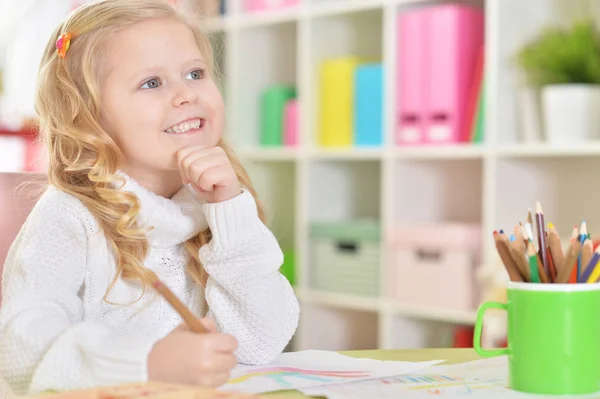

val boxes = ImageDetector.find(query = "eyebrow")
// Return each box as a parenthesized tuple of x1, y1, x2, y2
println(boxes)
(125, 58, 207, 85)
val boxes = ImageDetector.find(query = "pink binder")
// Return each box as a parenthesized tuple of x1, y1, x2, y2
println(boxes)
(396, 8, 428, 146)
(244, 0, 299, 12)
(424, 4, 484, 144)
(283, 99, 298, 147)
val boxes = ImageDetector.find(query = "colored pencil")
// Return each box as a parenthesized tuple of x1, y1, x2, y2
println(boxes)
(535, 202, 549, 274)
(494, 231, 524, 282)
(546, 246, 556, 282)
(577, 222, 587, 277)
(492, 207, 600, 284)
(504, 236, 530, 281)
(152, 280, 209, 333)
(556, 239, 583, 284)
(579, 245, 600, 283)
(546, 222, 564, 275)
(524, 212, 534, 243)
(501, 231, 530, 281)
(569, 226, 579, 283)
(526, 241, 542, 283)
(512, 224, 526, 254)
(585, 247, 600, 283)
(579, 239, 594, 281)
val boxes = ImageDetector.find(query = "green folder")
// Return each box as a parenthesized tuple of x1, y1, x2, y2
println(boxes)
(260, 85, 296, 147)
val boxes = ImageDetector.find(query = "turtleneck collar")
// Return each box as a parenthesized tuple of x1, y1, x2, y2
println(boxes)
(115, 171, 209, 248)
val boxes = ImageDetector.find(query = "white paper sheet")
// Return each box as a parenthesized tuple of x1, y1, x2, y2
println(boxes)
(299, 356, 600, 399)
(220, 350, 443, 394)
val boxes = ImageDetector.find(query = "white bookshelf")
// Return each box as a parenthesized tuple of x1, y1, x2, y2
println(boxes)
(205, 0, 600, 352)
(1, 0, 597, 351)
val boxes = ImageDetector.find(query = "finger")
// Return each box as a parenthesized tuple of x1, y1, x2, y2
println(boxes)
(178, 149, 211, 184)
(175, 145, 207, 166)
(197, 371, 231, 387)
(174, 322, 191, 332)
(175, 146, 206, 183)
(178, 145, 225, 173)
(180, 151, 226, 184)
(199, 352, 237, 374)
(195, 166, 232, 193)
(212, 371, 232, 387)
(200, 317, 218, 332)
(209, 333, 238, 353)
(187, 156, 229, 190)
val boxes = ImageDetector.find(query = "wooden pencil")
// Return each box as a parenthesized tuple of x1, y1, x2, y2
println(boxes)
(525, 209, 534, 241)
(535, 202, 549, 274)
(546, 222, 564, 275)
(546, 246, 557, 282)
(579, 239, 594, 279)
(585, 247, 600, 282)
(152, 280, 209, 333)
(526, 241, 542, 283)
(569, 226, 579, 283)
(577, 222, 588, 277)
(512, 224, 526, 254)
(556, 239, 583, 284)
(579, 245, 600, 283)
(504, 234, 530, 281)
(494, 231, 524, 282)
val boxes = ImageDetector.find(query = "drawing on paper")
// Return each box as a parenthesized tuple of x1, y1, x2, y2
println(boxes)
(388, 373, 507, 395)
(227, 367, 371, 387)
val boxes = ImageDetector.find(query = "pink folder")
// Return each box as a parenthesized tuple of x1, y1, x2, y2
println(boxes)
(424, 4, 484, 144)
(396, 8, 428, 146)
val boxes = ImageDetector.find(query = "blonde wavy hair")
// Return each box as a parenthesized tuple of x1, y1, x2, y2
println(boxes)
(35, 0, 265, 301)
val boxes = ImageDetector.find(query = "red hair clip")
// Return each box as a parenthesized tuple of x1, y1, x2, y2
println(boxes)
(56, 32, 74, 58)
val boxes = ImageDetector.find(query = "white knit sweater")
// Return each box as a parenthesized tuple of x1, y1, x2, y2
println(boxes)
(0, 175, 300, 395)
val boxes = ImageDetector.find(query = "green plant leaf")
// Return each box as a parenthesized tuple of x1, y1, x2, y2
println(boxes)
(516, 19, 600, 86)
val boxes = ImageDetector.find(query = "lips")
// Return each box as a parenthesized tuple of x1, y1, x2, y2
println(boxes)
(164, 118, 205, 134)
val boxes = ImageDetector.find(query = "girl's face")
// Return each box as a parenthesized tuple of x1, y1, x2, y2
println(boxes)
(100, 17, 224, 176)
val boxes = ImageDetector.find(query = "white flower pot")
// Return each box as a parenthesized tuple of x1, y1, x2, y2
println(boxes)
(541, 84, 600, 144)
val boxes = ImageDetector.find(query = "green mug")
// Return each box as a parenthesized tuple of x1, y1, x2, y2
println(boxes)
(474, 281, 600, 395)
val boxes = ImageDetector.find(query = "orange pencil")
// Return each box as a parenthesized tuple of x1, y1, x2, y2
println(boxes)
(557, 238, 583, 284)
(153, 280, 209, 333)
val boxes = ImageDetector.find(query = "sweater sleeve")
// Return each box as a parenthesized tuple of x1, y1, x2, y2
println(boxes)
(0, 192, 155, 396)
(200, 190, 300, 365)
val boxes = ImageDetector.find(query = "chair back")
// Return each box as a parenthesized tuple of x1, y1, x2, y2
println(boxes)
(0, 173, 47, 297)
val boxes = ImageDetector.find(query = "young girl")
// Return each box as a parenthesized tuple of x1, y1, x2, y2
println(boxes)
(0, 0, 300, 395)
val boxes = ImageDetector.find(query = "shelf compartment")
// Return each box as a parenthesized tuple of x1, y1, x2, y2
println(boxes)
(386, 315, 463, 349)
(231, 21, 298, 149)
(296, 302, 379, 351)
(308, 160, 381, 221)
(310, 9, 383, 148)
(244, 160, 297, 256)
(391, 159, 483, 225)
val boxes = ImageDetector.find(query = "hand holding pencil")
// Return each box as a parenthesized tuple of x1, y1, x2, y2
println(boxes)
(147, 278, 239, 387)
(494, 202, 600, 284)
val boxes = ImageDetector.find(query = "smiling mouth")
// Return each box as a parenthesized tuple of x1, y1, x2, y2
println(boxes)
(164, 118, 205, 134)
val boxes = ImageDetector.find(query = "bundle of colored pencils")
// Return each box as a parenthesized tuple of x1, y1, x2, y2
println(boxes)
(493, 202, 599, 284)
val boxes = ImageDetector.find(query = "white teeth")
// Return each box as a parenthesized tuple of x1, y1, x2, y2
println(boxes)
(165, 119, 202, 134)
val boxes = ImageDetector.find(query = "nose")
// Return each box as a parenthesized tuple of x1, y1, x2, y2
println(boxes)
(171, 82, 198, 107)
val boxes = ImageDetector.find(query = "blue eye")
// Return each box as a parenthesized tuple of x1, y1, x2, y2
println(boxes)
(140, 78, 160, 89)
(186, 69, 205, 80)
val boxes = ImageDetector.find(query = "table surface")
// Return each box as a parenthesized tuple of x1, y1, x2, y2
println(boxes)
(25, 348, 482, 398)
(262, 348, 482, 398)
